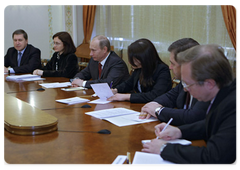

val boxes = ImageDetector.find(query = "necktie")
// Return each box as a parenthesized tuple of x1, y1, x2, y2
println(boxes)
(18, 52, 22, 66)
(98, 63, 102, 78)
(185, 92, 190, 109)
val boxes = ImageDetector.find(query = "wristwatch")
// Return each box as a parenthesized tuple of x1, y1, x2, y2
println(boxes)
(155, 106, 164, 117)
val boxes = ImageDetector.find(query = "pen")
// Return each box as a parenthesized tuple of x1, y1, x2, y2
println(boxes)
(127, 152, 131, 164)
(110, 81, 113, 88)
(156, 118, 173, 139)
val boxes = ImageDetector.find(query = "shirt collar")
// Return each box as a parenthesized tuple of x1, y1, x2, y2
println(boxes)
(99, 52, 111, 66)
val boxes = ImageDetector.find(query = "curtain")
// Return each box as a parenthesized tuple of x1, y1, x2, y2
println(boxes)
(95, 6, 236, 71)
(82, 5, 96, 44)
(75, 5, 96, 59)
(221, 5, 236, 50)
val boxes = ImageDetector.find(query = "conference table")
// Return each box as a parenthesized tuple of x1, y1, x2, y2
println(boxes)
(4, 74, 206, 164)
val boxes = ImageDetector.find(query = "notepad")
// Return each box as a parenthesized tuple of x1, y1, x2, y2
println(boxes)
(85, 107, 158, 126)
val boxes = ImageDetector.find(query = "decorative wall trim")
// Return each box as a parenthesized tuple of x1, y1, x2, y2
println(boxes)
(48, 5, 54, 58)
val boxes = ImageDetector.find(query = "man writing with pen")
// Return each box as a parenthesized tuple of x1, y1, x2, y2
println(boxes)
(142, 44, 236, 163)
(71, 35, 129, 89)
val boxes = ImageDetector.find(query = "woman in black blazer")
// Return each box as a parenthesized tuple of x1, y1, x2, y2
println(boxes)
(33, 32, 79, 78)
(108, 38, 172, 103)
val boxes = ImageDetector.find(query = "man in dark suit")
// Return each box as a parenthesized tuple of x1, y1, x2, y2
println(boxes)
(140, 38, 209, 126)
(142, 44, 236, 163)
(71, 35, 129, 89)
(4, 29, 41, 74)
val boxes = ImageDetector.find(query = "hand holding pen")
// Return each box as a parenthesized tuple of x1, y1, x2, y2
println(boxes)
(155, 118, 182, 140)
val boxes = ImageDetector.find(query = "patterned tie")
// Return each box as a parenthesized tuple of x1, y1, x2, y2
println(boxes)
(98, 63, 102, 78)
(17, 52, 22, 66)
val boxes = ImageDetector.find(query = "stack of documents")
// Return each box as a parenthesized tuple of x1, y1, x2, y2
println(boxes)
(85, 107, 158, 126)
(6, 74, 44, 81)
(40, 82, 71, 88)
(56, 97, 90, 105)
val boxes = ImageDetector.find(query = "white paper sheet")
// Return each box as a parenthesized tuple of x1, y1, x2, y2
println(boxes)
(112, 155, 127, 164)
(40, 82, 71, 88)
(56, 97, 90, 105)
(90, 83, 113, 104)
(6, 74, 41, 81)
(132, 151, 174, 164)
(85, 107, 158, 126)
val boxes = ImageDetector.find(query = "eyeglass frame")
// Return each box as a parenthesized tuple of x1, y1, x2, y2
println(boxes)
(181, 80, 204, 90)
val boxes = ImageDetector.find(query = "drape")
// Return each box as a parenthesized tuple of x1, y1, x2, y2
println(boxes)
(75, 5, 96, 59)
(221, 5, 236, 50)
(82, 5, 96, 44)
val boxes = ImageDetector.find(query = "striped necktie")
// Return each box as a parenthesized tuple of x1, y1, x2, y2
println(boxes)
(17, 52, 22, 66)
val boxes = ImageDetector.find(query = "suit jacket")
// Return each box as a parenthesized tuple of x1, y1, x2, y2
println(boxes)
(4, 44, 41, 73)
(161, 79, 236, 163)
(42, 52, 79, 78)
(116, 62, 172, 103)
(154, 83, 210, 125)
(74, 51, 130, 89)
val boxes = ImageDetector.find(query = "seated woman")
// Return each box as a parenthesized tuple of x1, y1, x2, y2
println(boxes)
(107, 38, 172, 103)
(33, 32, 79, 78)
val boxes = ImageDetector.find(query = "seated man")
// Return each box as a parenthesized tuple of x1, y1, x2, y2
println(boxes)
(4, 29, 41, 74)
(71, 35, 130, 89)
(142, 44, 236, 163)
(140, 38, 209, 126)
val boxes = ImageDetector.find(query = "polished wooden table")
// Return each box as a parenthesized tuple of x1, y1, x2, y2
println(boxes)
(4, 75, 206, 164)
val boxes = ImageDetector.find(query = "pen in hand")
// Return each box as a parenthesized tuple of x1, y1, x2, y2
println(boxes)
(110, 81, 113, 88)
(156, 118, 173, 139)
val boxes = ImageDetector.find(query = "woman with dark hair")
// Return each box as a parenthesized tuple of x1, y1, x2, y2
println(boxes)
(107, 38, 172, 103)
(33, 31, 79, 78)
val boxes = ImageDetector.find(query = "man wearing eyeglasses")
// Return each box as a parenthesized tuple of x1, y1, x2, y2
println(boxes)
(4, 29, 41, 74)
(140, 38, 210, 126)
(142, 44, 236, 163)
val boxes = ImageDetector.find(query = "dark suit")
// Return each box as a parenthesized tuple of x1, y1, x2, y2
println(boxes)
(74, 51, 130, 89)
(161, 79, 236, 163)
(116, 62, 172, 103)
(4, 44, 41, 73)
(154, 83, 210, 125)
(42, 52, 79, 78)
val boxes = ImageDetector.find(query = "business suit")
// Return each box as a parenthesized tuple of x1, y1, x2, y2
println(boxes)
(42, 52, 79, 78)
(154, 83, 210, 125)
(74, 51, 130, 89)
(161, 79, 236, 163)
(4, 44, 41, 73)
(116, 62, 172, 103)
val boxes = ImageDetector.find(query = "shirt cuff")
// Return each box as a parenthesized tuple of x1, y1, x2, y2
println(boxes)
(9, 68, 15, 74)
(82, 81, 87, 87)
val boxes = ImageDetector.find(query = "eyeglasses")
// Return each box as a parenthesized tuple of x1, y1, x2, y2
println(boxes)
(181, 81, 199, 90)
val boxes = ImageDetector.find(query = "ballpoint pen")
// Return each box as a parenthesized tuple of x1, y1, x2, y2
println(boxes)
(156, 118, 173, 139)
(110, 81, 113, 88)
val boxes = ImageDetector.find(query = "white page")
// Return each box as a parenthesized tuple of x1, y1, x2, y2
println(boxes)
(132, 151, 174, 164)
(56, 97, 90, 105)
(142, 139, 192, 145)
(90, 83, 113, 101)
(112, 155, 127, 164)
(88, 98, 111, 104)
(40, 82, 71, 88)
(104, 113, 158, 127)
(6, 74, 40, 81)
(85, 107, 138, 119)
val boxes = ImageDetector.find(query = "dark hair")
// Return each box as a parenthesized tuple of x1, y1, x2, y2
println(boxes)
(12, 29, 28, 40)
(53, 32, 76, 55)
(177, 44, 233, 88)
(168, 38, 200, 62)
(128, 38, 165, 87)
(92, 35, 111, 52)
